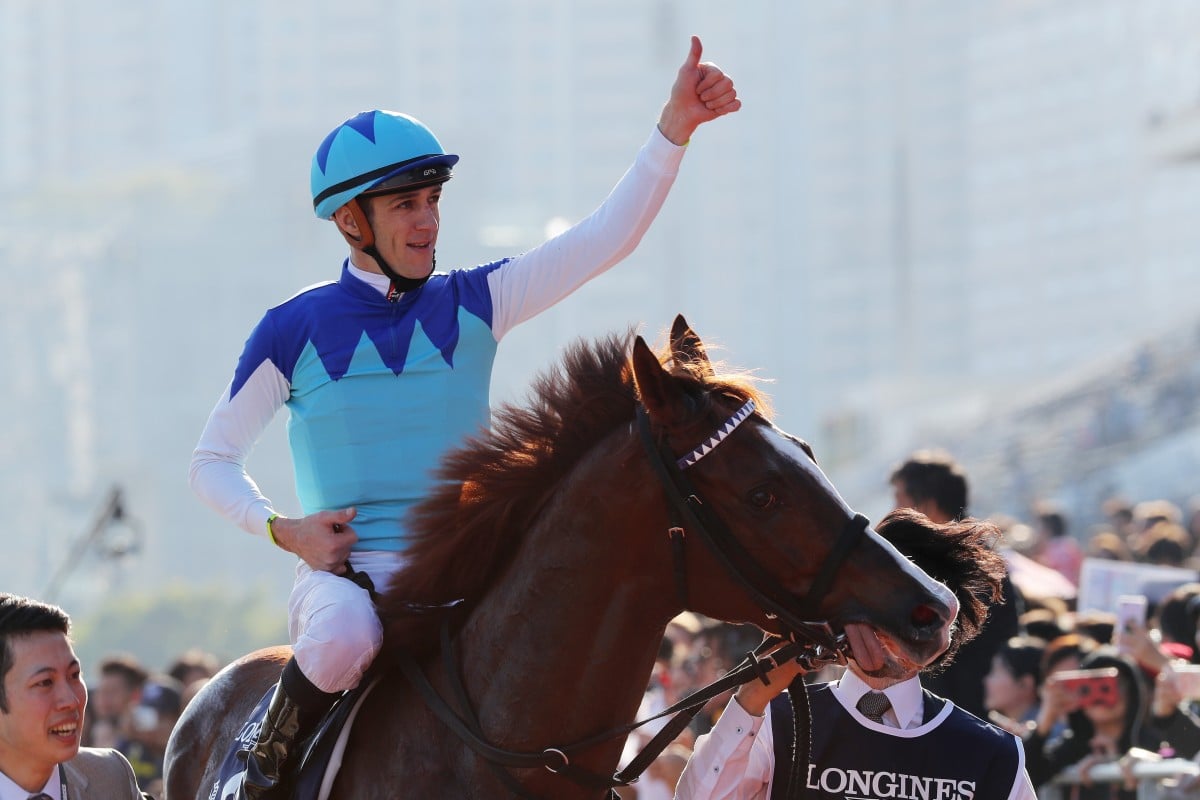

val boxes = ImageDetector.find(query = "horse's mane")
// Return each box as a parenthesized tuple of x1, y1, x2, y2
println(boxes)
(377, 327, 767, 657)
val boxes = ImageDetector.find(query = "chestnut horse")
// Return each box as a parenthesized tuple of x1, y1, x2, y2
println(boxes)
(165, 316, 957, 799)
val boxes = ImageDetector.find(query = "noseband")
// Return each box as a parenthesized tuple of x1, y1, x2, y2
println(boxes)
(636, 398, 867, 652)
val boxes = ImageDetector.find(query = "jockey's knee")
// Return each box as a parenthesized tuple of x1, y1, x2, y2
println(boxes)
(293, 611, 382, 693)
(290, 574, 383, 693)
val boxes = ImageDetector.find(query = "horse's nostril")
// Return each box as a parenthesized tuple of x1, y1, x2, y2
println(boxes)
(911, 604, 939, 628)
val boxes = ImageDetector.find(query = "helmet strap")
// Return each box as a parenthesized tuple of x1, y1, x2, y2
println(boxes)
(344, 199, 433, 297)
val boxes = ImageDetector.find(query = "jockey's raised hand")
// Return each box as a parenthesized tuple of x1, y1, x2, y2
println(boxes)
(269, 508, 357, 574)
(657, 35, 741, 146)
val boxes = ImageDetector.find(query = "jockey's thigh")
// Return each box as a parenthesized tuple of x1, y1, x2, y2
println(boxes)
(288, 562, 383, 693)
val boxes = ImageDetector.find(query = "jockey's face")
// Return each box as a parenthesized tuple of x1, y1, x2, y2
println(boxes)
(358, 185, 443, 280)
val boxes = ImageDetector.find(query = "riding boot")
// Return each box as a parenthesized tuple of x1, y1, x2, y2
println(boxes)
(242, 658, 339, 800)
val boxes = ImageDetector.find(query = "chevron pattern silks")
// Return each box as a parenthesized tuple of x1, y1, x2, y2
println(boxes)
(677, 399, 757, 470)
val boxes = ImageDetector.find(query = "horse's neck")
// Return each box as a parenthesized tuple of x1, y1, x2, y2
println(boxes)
(458, 466, 673, 753)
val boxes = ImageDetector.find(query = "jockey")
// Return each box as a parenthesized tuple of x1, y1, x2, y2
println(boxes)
(188, 37, 739, 798)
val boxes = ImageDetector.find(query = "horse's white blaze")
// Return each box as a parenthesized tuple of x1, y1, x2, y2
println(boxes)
(761, 425, 958, 614)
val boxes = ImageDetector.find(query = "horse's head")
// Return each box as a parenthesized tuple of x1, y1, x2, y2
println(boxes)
(632, 316, 958, 675)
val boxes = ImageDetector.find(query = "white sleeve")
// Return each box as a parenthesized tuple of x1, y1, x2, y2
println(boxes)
(674, 698, 773, 800)
(487, 126, 686, 341)
(187, 360, 289, 538)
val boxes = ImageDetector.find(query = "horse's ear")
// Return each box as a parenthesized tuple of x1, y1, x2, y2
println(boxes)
(632, 335, 688, 426)
(669, 314, 713, 378)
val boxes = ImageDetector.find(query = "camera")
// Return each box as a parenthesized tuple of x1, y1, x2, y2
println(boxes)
(1054, 667, 1120, 708)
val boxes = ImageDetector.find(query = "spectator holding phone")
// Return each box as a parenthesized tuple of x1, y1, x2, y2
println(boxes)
(1112, 594, 1170, 676)
(1148, 660, 1200, 760)
(1140, 587, 1200, 761)
(1024, 648, 1155, 798)
(1043, 633, 1098, 679)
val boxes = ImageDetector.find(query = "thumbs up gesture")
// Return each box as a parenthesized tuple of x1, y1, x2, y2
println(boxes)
(658, 36, 741, 145)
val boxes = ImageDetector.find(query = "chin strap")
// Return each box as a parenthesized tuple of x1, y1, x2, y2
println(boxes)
(344, 198, 433, 296)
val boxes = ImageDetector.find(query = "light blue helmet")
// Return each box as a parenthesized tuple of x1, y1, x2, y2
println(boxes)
(310, 110, 459, 219)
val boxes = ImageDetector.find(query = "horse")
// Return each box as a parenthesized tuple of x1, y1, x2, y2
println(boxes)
(165, 316, 959, 799)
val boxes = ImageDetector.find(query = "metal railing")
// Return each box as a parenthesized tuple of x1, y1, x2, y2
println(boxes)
(1039, 758, 1200, 800)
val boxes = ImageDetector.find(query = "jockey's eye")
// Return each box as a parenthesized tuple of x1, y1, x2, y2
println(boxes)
(748, 487, 778, 509)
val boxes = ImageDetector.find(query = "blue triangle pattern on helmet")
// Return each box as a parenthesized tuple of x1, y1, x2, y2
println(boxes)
(345, 110, 379, 145)
(314, 111, 368, 175)
(314, 111, 379, 174)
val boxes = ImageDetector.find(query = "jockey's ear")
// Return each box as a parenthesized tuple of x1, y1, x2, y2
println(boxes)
(669, 314, 713, 378)
(633, 336, 690, 427)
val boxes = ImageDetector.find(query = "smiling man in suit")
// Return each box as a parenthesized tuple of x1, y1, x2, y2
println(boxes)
(0, 593, 147, 799)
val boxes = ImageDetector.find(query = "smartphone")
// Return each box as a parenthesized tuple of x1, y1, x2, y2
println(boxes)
(1054, 667, 1120, 708)
(1173, 664, 1200, 700)
(1116, 594, 1148, 634)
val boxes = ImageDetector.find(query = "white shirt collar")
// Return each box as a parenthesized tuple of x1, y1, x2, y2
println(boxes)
(347, 261, 393, 296)
(0, 764, 60, 800)
(835, 669, 925, 729)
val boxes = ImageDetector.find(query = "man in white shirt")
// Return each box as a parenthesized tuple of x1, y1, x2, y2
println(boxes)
(675, 509, 1038, 800)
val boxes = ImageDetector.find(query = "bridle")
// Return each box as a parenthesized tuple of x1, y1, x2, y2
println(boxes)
(397, 397, 867, 797)
(637, 397, 869, 651)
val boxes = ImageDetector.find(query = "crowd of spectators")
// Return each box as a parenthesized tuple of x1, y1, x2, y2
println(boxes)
(81, 647, 221, 797)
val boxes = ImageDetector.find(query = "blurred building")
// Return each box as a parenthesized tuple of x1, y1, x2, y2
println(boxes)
(2, 0, 1200, 595)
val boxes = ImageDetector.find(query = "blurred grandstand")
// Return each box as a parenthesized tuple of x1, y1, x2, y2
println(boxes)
(908, 318, 1200, 531)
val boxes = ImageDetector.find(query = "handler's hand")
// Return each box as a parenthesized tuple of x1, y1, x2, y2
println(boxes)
(732, 642, 810, 717)
(657, 36, 741, 146)
(270, 508, 357, 574)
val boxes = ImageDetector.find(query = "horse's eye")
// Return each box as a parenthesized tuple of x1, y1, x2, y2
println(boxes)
(748, 487, 777, 509)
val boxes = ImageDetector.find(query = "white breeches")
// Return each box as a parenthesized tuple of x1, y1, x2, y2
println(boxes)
(287, 550, 406, 693)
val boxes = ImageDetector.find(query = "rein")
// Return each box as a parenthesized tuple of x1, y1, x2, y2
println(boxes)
(398, 398, 865, 797)
(396, 626, 845, 798)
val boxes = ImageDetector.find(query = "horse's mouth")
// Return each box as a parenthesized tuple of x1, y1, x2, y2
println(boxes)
(843, 621, 941, 675)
